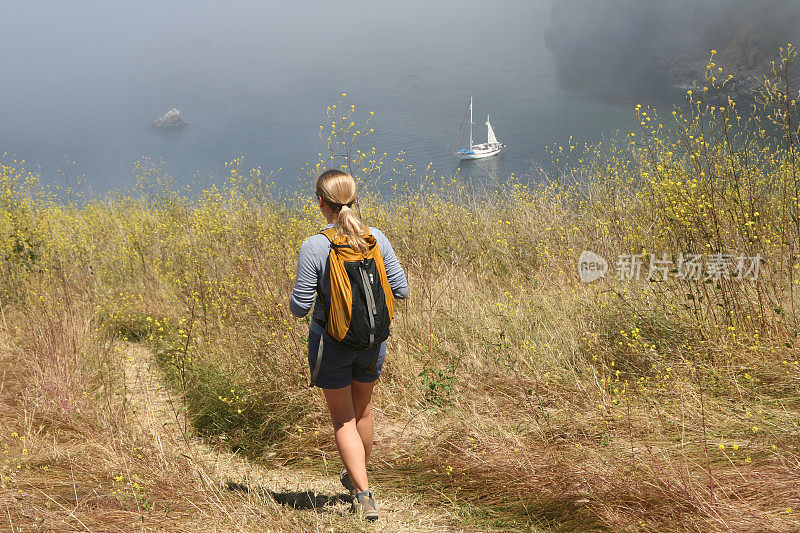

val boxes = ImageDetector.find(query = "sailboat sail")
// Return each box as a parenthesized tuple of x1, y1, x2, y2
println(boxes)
(486, 116, 498, 145)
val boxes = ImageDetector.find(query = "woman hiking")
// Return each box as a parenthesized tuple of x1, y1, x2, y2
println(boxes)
(290, 169, 408, 521)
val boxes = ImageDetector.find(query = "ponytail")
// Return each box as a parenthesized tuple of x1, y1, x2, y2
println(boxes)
(315, 170, 369, 254)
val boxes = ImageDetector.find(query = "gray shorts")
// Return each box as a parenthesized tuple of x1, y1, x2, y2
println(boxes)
(308, 331, 386, 389)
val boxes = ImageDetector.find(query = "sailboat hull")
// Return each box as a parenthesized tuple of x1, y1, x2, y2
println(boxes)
(456, 143, 503, 160)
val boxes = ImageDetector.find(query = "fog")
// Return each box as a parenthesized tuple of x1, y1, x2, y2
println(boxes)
(546, 0, 800, 91)
(2, 1, 564, 191)
(4, 1, 798, 192)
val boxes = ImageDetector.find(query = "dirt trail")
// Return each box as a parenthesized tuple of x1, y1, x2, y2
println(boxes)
(122, 343, 458, 531)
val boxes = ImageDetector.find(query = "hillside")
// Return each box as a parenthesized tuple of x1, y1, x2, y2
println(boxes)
(2, 56, 800, 530)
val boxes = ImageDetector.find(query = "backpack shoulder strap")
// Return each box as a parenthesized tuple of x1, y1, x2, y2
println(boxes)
(320, 227, 354, 250)
(319, 227, 337, 243)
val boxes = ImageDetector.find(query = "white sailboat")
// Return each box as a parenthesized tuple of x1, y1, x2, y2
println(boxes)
(454, 97, 503, 159)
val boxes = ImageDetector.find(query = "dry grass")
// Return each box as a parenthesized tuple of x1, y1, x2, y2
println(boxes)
(0, 311, 460, 532)
(2, 49, 800, 531)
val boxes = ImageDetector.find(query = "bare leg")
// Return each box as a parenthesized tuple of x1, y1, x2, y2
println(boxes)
(322, 385, 369, 492)
(351, 380, 375, 465)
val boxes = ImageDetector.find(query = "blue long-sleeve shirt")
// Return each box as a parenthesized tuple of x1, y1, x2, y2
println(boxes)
(290, 224, 408, 336)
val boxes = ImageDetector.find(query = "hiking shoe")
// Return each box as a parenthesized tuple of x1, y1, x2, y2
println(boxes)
(340, 467, 355, 496)
(355, 489, 378, 521)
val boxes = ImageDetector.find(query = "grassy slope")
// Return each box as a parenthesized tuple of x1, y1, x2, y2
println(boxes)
(3, 53, 800, 531)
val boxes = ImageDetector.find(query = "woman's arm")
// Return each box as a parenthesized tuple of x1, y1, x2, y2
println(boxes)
(374, 229, 408, 300)
(290, 238, 320, 317)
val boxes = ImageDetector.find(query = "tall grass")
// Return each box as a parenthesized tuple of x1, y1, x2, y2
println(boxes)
(2, 50, 800, 531)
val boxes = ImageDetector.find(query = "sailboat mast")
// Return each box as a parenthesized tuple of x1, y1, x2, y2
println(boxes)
(469, 96, 473, 148)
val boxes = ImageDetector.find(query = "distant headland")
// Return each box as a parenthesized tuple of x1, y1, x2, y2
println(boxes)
(546, 0, 800, 100)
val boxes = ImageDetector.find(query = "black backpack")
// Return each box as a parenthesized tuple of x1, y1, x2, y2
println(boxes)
(318, 227, 395, 350)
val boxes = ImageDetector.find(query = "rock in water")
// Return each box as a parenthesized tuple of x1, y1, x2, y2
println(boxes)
(152, 108, 187, 129)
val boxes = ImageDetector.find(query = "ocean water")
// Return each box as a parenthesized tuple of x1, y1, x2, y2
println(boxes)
(0, 0, 683, 194)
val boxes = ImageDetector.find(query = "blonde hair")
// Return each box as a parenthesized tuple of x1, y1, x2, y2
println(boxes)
(316, 169, 369, 253)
